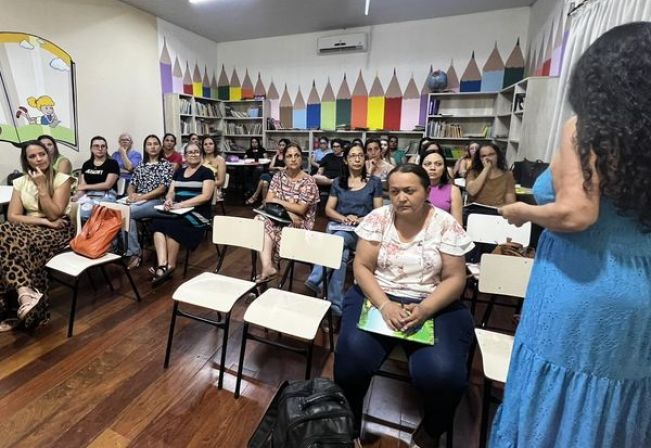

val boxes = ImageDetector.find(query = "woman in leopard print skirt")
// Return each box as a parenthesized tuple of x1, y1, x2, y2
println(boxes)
(0, 141, 75, 332)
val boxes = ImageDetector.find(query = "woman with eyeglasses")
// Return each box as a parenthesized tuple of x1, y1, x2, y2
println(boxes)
(255, 143, 319, 284)
(305, 143, 383, 319)
(74, 136, 120, 220)
(148, 142, 215, 285)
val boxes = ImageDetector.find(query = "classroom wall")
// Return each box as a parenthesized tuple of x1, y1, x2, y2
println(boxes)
(215, 8, 531, 100)
(0, 0, 163, 182)
(528, 0, 565, 45)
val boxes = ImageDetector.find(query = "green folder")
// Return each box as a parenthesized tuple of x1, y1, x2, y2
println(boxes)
(357, 298, 435, 345)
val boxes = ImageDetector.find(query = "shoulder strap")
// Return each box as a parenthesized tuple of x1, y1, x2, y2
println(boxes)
(248, 381, 290, 448)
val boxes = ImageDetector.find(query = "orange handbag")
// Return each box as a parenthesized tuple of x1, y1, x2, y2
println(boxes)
(70, 205, 122, 259)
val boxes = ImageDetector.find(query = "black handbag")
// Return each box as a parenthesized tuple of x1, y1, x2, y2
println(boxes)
(248, 378, 356, 448)
(511, 159, 549, 188)
(253, 202, 293, 226)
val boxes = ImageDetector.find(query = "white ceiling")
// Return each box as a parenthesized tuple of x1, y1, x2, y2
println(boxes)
(120, 0, 535, 43)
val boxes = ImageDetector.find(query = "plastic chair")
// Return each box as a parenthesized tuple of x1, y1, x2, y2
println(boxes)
(163, 216, 264, 389)
(234, 227, 344, 398)
(474, 254, 532, 448)
(211, 172, 229, 216)
(116, 178, 127, 197)
(45, 202, 141, 337)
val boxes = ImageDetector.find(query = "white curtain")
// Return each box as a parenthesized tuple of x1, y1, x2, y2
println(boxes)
(543, 0, 651, 161)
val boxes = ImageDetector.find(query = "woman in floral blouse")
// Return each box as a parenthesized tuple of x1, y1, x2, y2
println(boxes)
(255, 143, 319, 284)
(124, 134, 174, 269)
(334, 164, 475, 448)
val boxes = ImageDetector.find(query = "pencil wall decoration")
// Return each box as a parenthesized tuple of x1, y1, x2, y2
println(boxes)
(192, 64, 203, 97)
(210, 73, 218, 99)
(217, 65, 230, 100)
(400, 76, 420, 131)
(241, 69, 254, 100)
(172, 57, 183, 94)
(202, 66, 211, 98)
(229, 68, 242, 101)
(419, 66, 432, 127)
(293, 88, 307, 129)
(460, 52, 482, 92)
(481, 44, 505, 92)
(159, 38, 173, 94)
(351, 71, 368, 129)
(336, 75, 352, 129)
(534, 37, 545, 76)
(267, 81, 280, 121)
(446, 60, 459, 93)
(254, 73, 266, 98)
(551, 9, 569, 77)
(541, 29, 553, 76)
(320, 79, 336, 130)
(182, 62, 193, 95)
(367, 74, 385, 130)
(384, 69, 402, 131)
(306, 81, 321, 129)
(279, 84, 293, 128)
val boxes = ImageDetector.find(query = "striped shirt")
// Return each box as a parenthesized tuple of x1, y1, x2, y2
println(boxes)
(172, 165, 215, 227)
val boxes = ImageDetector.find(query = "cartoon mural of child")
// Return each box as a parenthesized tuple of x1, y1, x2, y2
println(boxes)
(15, 95, 61, 128)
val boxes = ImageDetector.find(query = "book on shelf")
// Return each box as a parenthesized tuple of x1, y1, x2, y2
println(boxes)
(194, 101, 221, 118)
(357, 298, 435, 345)
(179, 98, 192, 115)
(428, 98, 441, 115)
(226, 122, 263, 135)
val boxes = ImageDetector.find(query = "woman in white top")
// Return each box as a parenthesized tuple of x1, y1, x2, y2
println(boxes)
(0, 141, 75, 332)
(334, 163, 475, 447)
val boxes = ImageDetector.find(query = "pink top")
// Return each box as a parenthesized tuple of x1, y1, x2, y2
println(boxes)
(428, 183, 452, 212)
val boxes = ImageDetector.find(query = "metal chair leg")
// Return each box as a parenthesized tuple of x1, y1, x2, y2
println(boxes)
(305, 340, 314, 380)
(122, 263, 142, 302)
(163, 301, 180, 368)
(479, 378, 492, 448)
(100, 265, 114, 291)
(86, 270, 98, 293)
(235, 322, 249, 398)
(183, 248, 191, 278)
(67, 278, 80, 337)
(217, 313, 231, 389)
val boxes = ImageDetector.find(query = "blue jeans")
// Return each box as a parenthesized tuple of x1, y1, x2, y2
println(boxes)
(78, 191, 117, 220)
(305, 226, 357, 316)
(125, 198, 167, 256)
(334, 285, 474, 439)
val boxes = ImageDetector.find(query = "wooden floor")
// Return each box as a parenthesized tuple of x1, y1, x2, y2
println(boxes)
(0, 204, 516, 448)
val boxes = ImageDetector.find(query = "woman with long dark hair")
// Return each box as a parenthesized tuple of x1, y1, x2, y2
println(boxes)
(0, 141, 75, 332)
(465, 142, 515, 206)
(38, 135, 71, 174)
(494, 23, 651, 447)
(420, 147, 463, 223)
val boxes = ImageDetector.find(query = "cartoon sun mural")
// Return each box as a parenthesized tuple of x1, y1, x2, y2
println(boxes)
(0, 33, 78, 148)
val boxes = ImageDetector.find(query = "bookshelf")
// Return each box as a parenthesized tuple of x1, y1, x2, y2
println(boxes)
(222, 99, 266, 153)
(163, 93, 223, 147)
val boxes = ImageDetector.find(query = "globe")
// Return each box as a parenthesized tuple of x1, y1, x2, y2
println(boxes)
(428, 70, 448, 92)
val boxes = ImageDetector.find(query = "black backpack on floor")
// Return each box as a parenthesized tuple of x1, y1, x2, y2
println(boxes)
(248, 378, 356, 448)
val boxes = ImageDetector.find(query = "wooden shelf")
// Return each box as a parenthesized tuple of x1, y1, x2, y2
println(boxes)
(180, 113, 192, 117)
(195, 115, 221, 119)
(223, 117, 262, 120)
(266, 129, 311, 133)
(429, 91, 498, 97)
(428, 137, 492, 141)
(222, 99, 262, 103)
(428, 114, 495, 119)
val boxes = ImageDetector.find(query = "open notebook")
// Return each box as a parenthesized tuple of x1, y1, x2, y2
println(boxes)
(153, 204, 194, 215)
(357, 298, 435, 345)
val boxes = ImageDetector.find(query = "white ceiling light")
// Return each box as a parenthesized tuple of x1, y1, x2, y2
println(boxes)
(365, 0, 370, 15)
(189, 0, 212, 4)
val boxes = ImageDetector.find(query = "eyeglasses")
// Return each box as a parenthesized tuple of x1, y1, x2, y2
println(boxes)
(348, 154, 364, 159)
(186, 151, 201, 156)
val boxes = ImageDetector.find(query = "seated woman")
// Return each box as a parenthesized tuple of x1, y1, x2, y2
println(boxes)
(244, 136, 267, 196)
(111, 133, 142, 185)
(380, 138, 394, 166)
(465, 143, 516, 206)
(38, 135, 71, 174)
(305, 143, 383, 317)
(334, 164, 475, 447)
(74, 136, 120, 219)
(149, 142, 214, 284)
(255, 143, 319, 284)
(201, 136, 227, 203)
(246, 138, 288, 205)
(0, 141, 75, 332)
(453, 141, 479, 178)
(162, 133, 183, 172)
(123, 134, 175, 269)
(421, 147, 463, 223)
(313, 138, 345, 187)
(188, 133, 200, 146)
(310, 136, 332, 174)
(365, 139, 393, 182)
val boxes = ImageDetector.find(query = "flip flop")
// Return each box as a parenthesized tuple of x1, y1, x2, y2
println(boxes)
(254, 272, 278, 285)
(0, 318, 20, 332)
(17, 289, 44, 321)
(152, 266, 175, 286)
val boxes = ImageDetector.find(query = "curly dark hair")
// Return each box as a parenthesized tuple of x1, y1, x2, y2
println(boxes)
(469, 143, 507, 175)
(569, 22, 651, 231)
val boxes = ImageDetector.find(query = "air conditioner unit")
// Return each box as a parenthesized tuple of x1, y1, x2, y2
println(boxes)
(317, 33, 368, 55)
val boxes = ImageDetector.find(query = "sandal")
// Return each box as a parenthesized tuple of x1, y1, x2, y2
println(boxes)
(254, 272, 278, 285)
(17, 289, 44, 321)
(0, 318, 20, 332)
(151, 265, 175, 286)
(245, 195, 258, 205)
(127, 255, 142, 270)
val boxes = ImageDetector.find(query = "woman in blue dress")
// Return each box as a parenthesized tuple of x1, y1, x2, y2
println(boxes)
(495, 23, 651, 447)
